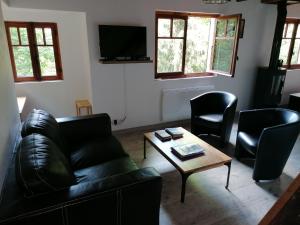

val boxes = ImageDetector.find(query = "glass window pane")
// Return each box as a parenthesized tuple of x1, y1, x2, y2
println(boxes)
(216, 19, 226, 37)
(157, 39, 183, 73)
(12, 46, 34, 77)
(297, 26, 300, 38)
(185, 17, 211, 73)
(172, 19, 185, 37)
(44, 28, 53, 45)
(35, 28, 44, 45)
(286, 24, 294, 38)
(227, 18, 237, 37)
(10, 27, 19, 45)
(212, 39, 234, 73)
(283, 24, 287, 38)
(19, 28, 29, 45)
(291, 39, 300, 65)
(38, 46, 57, 76)
(158, 19, 171, 37)
(279, 39, 291, 65)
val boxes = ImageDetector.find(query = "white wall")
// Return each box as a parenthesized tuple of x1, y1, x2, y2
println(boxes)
(281, 4, 300, 105)
(0, 1, 20, 189)
(4, 0, 281, 130)
(2, 4, 93, 118)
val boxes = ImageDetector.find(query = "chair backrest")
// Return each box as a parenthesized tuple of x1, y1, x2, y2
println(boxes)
(253, 108, 300, 128)
(191, 91, 237, 114)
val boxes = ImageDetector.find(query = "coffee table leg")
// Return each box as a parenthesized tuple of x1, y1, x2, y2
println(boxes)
(143, 136, 147, 159)
(181, 173, 190, 203)
(225, 162, 231, 189)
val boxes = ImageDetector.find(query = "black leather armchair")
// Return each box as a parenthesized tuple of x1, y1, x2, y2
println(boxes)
(190, 91, 238, 146)
(0, 110, 162, 225)
(235, 108, 300, 181)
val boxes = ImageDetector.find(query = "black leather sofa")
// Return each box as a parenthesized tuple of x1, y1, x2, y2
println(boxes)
(235, 108, 300, 181)
(0, 109, 162, 225)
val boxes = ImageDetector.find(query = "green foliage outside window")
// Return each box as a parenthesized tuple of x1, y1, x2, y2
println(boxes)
(12, 46, 34, 77)
(212, 39, 234, 73)
(185, 17, 211, 73)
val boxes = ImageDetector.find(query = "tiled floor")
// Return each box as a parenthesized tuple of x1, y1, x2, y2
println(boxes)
(115, 123, 300, 225)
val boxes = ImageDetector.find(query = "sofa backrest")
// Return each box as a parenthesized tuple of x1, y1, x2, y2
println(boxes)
(21, 109, 69, 155)
(15, 134, 75, 196)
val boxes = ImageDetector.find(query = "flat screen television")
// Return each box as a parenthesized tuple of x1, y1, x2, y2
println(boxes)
(99, 25, 147, 60)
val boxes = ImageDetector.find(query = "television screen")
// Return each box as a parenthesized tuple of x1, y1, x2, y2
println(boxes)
(99, 25, 147, 59)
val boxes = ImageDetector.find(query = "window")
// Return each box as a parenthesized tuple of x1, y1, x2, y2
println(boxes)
(279, 18, 300, 70)
(5, 22, 63, 82)
(155, 11, 241, 79)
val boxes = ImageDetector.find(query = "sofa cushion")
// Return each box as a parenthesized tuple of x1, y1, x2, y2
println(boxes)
(15, 134, 75, 196)
(70, 136, 128, 170)
(74, 157, 138, 183)
(21, 109, 68, 155)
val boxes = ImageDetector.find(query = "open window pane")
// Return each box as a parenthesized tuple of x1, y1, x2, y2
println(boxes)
(157, 39, 183, 73)
(38, 46, 57, 76)
(9, 27, 19, 45)
(286, 24, 294, 38)
(35, 28, 44, 45)
(13, 46, 34, 77)
(44, 28, 53, 45)
(158, 19, 171, 37)
(283, 24, 287, 38)
(291, 39, 300, 64)
(227, 18, 237, 37)
(216, 20, 226, 37)
(19, 28, 29, 45)
(172, 19, 185, 37)
(212, 39, 234, 73)
(185, 17, 211, 73)
(279, 39, 292, 65)
(212, 15, 240, 75)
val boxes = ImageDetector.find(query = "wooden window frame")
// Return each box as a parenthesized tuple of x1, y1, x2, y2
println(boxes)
(155, 11, 241, 79)
(282, 18, 300, 70)
(5, 21, 63, 82)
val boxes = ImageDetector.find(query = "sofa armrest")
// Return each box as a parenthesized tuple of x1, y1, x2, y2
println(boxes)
(56, 113, 112, 144)
(0, 168, 162, 225)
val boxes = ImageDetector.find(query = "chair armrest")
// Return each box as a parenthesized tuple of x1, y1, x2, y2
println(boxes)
(220, 99, 237, 140)
(223, 99, 237, 121)
(1, 168, 162, 225)
(253, 123, 300, 180)
(56, 113, 112, 144)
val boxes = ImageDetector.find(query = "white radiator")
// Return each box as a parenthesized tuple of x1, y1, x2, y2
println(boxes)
(162, 86, 214, 121)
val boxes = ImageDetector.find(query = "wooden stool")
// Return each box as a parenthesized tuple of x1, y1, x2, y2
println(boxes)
(75, 100, 93, 116)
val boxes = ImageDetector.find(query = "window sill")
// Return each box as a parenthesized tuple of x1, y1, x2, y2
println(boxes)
(283, 65, 300, 70)
(287, 68, 300, 72)
(15, 79, 64, 84)
(155, 71, 235, 80)
(155, 72, 217, 80)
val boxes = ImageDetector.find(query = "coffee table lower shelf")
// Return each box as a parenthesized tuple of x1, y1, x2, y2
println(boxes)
(143, 128, 232, 203)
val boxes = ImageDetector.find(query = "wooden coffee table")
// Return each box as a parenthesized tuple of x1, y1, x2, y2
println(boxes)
(143, 127, 232, 203)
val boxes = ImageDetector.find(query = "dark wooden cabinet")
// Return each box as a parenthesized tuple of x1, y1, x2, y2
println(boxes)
(252, 67, 287, 108)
